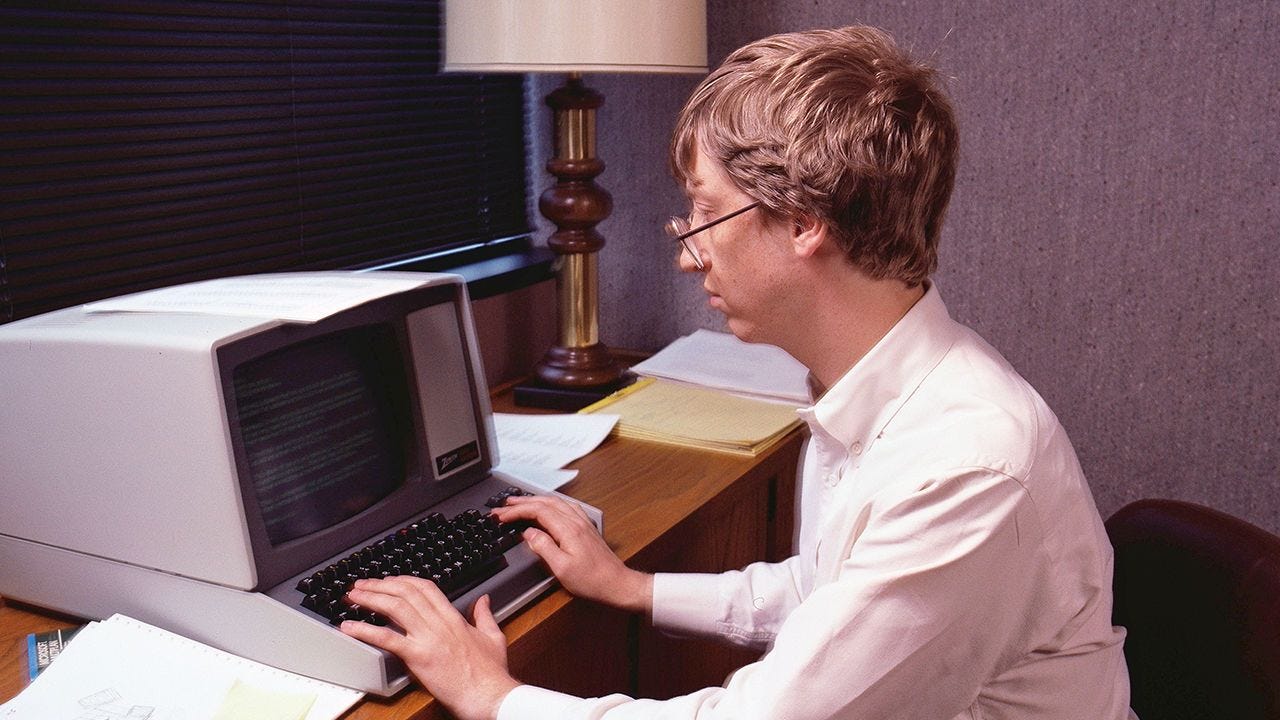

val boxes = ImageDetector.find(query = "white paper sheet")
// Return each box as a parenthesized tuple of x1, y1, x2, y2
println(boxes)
(0, 615, 362, 720)
(630, 329, 810, 405)
(82, 274, 428, 323)
(491, 463, 579, 492)
(492, 412, 619, 470)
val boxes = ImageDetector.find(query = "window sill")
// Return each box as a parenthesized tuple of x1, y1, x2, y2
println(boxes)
(361, 236, 556, 300)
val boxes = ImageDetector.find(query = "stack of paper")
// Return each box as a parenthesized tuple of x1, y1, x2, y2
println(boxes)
(629, 329, 810, 405)
(580, 378, 801, 456)
(0, 614, 363, 720)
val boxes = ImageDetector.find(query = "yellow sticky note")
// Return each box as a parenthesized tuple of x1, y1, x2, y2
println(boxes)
(212, 679, 317, 720)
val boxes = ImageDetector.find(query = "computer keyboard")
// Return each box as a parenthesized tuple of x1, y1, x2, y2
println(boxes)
(296, 487, 534, 626)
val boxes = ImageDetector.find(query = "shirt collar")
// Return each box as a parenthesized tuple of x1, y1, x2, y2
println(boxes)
(798, 283, 961, 455)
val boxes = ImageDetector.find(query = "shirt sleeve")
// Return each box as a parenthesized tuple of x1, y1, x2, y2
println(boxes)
(650, 554, 806, 647)
(497, 469, 1045, 720)
(497, 684, 729, 720)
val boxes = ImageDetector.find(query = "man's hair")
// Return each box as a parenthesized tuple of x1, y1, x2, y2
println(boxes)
(670, 26, 958, 285)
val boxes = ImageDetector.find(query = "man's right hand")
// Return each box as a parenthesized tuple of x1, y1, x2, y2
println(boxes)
(491, 495, 654, 616)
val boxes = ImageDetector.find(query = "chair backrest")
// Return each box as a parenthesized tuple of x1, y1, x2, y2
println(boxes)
(1107, 499, 1280, 720)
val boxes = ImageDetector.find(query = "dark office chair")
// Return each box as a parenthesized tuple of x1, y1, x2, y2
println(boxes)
(1106, 499, 1280, 720)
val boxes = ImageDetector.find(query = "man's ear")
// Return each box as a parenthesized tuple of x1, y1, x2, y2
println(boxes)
(791, 215, 829, 258)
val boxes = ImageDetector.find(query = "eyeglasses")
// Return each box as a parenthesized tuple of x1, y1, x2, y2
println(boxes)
(663, 201, 761, 269)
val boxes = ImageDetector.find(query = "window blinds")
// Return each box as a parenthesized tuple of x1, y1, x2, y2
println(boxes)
(0, 1, 529, 322)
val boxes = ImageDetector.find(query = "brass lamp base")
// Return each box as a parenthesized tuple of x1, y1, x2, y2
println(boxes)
(535, 343, 625, 388)
(514, 371, 636, 411)
(517, 73, 626, 409)
(517, 343, 634, 411)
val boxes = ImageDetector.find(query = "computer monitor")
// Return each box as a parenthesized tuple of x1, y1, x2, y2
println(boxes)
(0, 271, 599, 695)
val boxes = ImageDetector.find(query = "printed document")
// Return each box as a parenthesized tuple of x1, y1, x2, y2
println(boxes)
(83, 273, 427, 323)
(0, 614, 362, 720)
(492, 412, 619, 490)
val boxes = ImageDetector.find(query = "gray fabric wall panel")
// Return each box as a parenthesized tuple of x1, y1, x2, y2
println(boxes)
(527, 1, 1279, 532)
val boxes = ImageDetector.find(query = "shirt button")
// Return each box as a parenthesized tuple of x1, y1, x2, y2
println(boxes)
(851, 440, 863, 455)
(824, 473, 838, 487)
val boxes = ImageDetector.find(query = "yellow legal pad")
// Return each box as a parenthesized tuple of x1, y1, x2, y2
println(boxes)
(580, 378, 802, 456)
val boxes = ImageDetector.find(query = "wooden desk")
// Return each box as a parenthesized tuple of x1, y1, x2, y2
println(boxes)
(1, 387, 802, 718)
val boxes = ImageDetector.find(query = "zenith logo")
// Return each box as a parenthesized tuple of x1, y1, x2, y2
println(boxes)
(435, 441, 479, 475)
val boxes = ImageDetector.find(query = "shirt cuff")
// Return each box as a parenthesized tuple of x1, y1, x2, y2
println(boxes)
(496, 684, 584, 720)
(651, 571, 726, 637)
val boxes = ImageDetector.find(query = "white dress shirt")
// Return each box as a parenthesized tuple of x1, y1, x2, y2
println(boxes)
(499, 286, 1133, 720)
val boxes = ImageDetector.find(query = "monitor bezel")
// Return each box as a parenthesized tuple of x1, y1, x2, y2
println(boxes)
(216, 283, 493, 591)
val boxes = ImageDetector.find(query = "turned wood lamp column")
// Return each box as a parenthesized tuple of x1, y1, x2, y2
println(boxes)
(443, 0, 708, 407)
(533, 75, 624, 390)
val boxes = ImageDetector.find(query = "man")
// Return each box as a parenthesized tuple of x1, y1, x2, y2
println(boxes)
(341, 25, 1134, 720)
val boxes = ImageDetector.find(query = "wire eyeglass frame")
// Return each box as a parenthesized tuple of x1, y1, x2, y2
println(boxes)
(663, 201, 761, 269)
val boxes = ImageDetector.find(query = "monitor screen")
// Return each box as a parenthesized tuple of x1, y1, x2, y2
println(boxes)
(232, 324, 412, 546)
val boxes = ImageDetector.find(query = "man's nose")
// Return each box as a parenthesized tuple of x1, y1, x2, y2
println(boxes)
(677, 245, 706, 272)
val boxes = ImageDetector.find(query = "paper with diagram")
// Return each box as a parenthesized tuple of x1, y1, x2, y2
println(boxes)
(0, 614, 362, 720)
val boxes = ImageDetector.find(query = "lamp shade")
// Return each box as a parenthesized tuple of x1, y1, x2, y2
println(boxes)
(444, 0, 707, 74)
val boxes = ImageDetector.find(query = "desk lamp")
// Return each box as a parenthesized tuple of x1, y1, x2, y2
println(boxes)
(445, 0, 707, 409)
